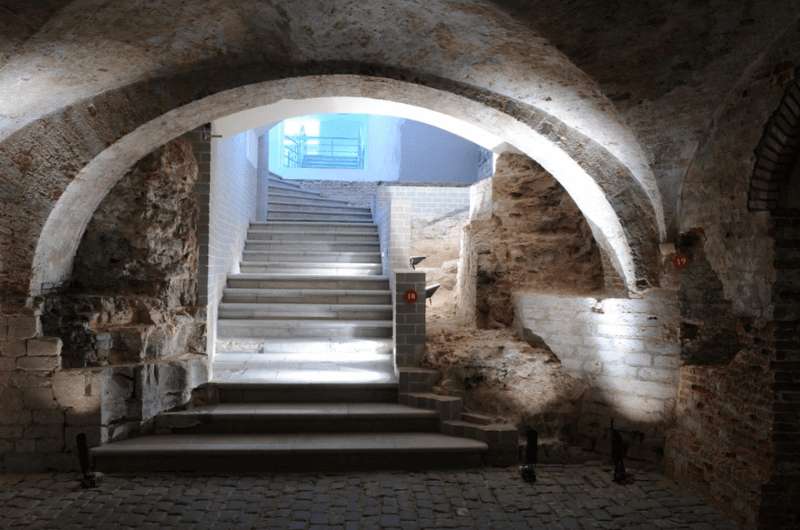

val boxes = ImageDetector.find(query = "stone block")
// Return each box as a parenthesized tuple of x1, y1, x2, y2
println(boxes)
(14, 439, 36, 453)
(20, 386, 56, 409)
(32, 409, 65, 425)
(0, 339, 27, 358)
(53, 369, 102, 411)
(35, 437, 64, 452)
(16, 356, 60, 372)
(7, 316, 40, 340)
(0, 425, 23, 438)
(26, 337, 62, 357)
(623, 353, 653, 367)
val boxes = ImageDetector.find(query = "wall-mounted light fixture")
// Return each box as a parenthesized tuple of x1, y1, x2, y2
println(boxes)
(425, 283, 440, 304)
(409, 256, 427, 270)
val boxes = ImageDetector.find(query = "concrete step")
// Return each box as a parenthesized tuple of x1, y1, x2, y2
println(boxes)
(218, 303, 393, 320)
(215, 338, 394, 355)
(91, 432, 488, 472)
(242, 250, 382, 264)
(156, 403, 439, 434)
(267, 193, 352, 207)
(207, 382, 400, 403)
(441, 420, 519, 466)
(267, 179, 306, 191)
(267, 187, 323, 200)
(239, 262, 382, 275)
(222, 287, 392, 305)
(267, 212, 373, 223)
(400, 392, 464, 421)
(217, 319, 393, 339)
(245, 240, 380, 252)
(249, 222, 377, 234)
(245, 231, 379, 242)
(269, 202, 371, 215)
(226, 274, 389, 290)
(250, 221, 378, 233)
(211, 350, 396, 381)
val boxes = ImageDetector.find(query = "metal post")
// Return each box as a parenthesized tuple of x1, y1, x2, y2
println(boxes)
(76, 433, 97, 488)
(519, 428, 537, 483)
(610, 420, 628, 484)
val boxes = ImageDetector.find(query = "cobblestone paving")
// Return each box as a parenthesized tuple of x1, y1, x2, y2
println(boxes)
(0, 465, 736, 529)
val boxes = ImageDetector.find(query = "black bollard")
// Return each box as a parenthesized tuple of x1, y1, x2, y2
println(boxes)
(610, 420, 628, 484)
(519, 428, 538, 483)
(76, 433, 97, 489)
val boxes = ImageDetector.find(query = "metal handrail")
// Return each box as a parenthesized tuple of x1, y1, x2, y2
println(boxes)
(283, 134, 364, 169)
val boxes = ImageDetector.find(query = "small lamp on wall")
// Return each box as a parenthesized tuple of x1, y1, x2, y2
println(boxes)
(409, 256, 427, 270)
(425, 283, 440, 304)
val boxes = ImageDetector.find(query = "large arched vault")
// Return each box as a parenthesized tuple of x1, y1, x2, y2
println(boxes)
(0, 0, 664, 302)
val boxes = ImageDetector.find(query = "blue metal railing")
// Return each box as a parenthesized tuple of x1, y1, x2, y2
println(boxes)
(283, 135, 364, 169)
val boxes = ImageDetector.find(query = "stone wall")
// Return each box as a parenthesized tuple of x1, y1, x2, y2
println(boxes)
(42, 139, 204, 368)
(1, 137, 208, 471)
(515, 291, 679, 460)
(665, 27, 800, 529)
(457, 154, 604, 327)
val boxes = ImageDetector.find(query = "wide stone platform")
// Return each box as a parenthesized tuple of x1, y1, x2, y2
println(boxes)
(0, 465, 736, 529)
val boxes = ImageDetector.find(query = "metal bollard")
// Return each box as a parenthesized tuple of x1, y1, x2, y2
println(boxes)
(76, 433, 97, 489)
(519, 428, 538, 483)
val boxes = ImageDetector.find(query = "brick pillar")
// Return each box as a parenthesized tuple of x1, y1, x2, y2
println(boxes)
(394, 271, 426, 367)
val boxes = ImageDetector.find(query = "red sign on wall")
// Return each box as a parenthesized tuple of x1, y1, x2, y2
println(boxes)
(404, 289, 418, 303)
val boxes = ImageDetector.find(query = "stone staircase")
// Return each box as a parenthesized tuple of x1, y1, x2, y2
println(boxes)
(92, 176, 517, 472)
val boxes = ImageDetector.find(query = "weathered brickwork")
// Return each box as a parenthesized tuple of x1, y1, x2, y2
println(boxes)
(669, 32, 800, 529)
(516, 291, 679, 461)
(0, 136, 210, 472)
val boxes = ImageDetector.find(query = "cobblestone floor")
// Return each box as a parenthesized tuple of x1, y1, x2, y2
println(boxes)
(0, 465, 736, 529)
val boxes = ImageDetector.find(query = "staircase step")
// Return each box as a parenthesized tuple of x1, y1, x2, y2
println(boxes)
(242, 251, 381, 264)
(267, 193, 352, 207)
(227, 274, 389, 290)
(210, 382, 399, 403)
(217, 319, 393, 339)
(267, 179, 306, 191)
(251, 221, 377, 231)
(246, 231, 379, 242)
(211, 353, 395, 383)
(156, 403, 439, 434)
(245, 240, 380, 252)
(91, 432, 488, 472)
(218, 303, 392, 320)
(269, 202, 371, 215)
(267, 212, 373, 223)
(222, 288, 392, 305)
(239, 263, 382, 276)
(267, 187, 323, 199)
(214, 338, 394, 355)
(400, 392, 463, 420)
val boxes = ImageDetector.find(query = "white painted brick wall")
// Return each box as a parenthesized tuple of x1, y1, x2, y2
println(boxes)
(373, 184, 471, 273)
(206, 131, 258, 359)
(514, 289, 680, 424)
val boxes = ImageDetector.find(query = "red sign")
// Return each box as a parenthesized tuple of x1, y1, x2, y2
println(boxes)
(404, 289, 418, 303)
(672, 253, 689, 269)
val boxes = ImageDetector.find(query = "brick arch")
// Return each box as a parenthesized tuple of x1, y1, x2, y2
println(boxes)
(0, 72, 663, 309)
(749, 68, 800, 212)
